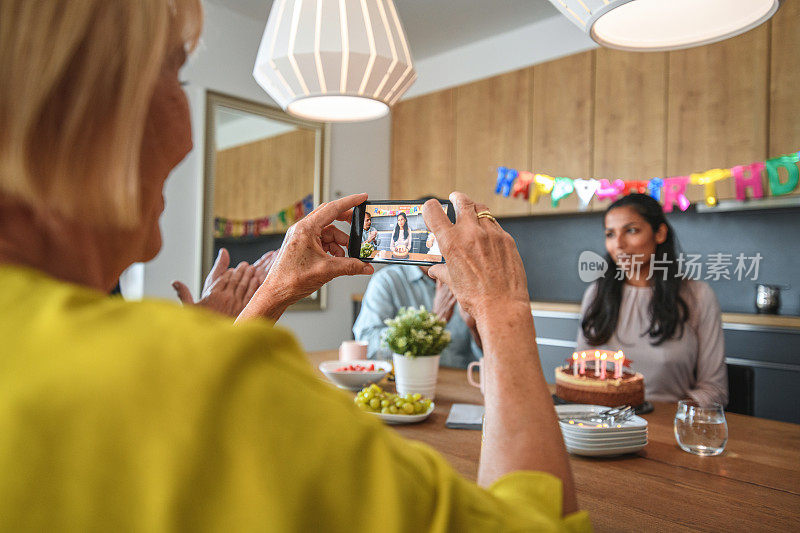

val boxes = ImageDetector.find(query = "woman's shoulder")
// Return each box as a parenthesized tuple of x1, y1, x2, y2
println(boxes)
(1, 268, 307, 405)
(680, 279, 718, 305)
(123, 297, 301, 359)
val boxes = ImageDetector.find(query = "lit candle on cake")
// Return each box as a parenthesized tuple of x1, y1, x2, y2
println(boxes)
(600, 353, 607, 379)
(579, 352, 586, 375)
(594, 351, 601, 376)
(572, 353, 578, 376)
(614, 351, 623, 379)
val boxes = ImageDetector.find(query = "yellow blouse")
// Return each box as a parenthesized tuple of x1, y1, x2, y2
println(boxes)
(0, 265, 591, 532)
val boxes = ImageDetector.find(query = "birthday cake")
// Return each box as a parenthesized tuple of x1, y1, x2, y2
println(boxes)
(392, 245, 409, 258)
(555, 350, 645, 408)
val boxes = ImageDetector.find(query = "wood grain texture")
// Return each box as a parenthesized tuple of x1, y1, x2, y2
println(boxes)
(390, 89, 456, 200)
(770, 0, 800, 157)
(593, 49, 668, 211)
(768, 0, 800, 198)
(667, 24, 769, 202)
(214, 129, 316, 227)
(309, 350, 800, 532)
(454, 68, 532, 216)
(531, 51, 594, 215)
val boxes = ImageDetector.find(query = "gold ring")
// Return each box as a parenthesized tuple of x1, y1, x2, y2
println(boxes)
(476, 211, 496, 222)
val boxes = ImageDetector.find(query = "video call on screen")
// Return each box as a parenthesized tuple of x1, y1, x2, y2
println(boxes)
(359, 204, 447, 264)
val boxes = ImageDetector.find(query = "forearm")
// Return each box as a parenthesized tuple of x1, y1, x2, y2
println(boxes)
(476, 303, 577, 514)
(236, 278, 290, 323)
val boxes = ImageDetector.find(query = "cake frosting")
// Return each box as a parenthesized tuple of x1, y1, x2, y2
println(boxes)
(555, 368, 645, 407)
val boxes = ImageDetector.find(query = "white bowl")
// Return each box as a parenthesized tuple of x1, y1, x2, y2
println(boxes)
(319, 360, 392, 391)
(369, 403, 435, 425)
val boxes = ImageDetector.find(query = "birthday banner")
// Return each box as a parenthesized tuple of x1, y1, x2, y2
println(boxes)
(494, 150, 800, 212)
(371, 204, 422, 217)
(214, 194, 314, 238)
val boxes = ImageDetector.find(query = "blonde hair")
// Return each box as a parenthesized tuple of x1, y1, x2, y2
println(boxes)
(0, 0, 202, 227)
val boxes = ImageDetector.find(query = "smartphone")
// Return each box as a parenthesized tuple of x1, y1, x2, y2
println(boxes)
(348, 200, 455, 266)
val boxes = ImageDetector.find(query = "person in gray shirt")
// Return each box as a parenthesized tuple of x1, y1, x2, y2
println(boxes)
(353, 264, 482, 368)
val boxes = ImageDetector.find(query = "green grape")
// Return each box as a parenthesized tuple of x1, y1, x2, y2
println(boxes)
(355, 385, 432, 416)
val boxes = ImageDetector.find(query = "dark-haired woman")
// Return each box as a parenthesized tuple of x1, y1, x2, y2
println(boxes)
(390, 212, 412, 253)
(576, 194, 728, 405)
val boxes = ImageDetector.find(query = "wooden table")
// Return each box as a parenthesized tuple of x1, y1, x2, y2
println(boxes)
(369, 250, 443, 263)
(308, 351, 800, 532)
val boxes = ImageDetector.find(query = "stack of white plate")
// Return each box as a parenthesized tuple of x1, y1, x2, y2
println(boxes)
(556, 405, 648, 457)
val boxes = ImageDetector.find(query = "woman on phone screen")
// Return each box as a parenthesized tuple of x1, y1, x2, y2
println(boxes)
(390, 212, 412, 254)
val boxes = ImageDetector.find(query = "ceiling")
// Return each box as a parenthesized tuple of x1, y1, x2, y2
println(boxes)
(208, 0, 561, 60)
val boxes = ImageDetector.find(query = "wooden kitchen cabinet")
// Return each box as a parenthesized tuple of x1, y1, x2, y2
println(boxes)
(454, 68, 532, 216)
(667, 25, 769, 203)
(390, 88, 456, 200)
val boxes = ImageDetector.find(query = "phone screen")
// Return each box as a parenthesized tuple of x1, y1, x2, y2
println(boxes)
(350, 200, 454, 266)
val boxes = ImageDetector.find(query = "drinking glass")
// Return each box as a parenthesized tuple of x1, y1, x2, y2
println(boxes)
(674, 400, 728, 456)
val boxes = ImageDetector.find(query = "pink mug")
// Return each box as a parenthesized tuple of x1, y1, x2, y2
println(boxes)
(467, 360, 484, 395)
(339, 340, 368, 362)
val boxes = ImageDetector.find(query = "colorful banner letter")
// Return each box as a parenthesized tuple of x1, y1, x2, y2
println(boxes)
(662, 176, 691, 213)
(551, 177, 574, 207)
(647, 178, 664, 202)
(596, 179, 625, 201)
(511, 171, 534, 199)
(765, 155, 800, 196)
(690, 168, 731, 206)
(495, 167, 517, 197)
(731, 162, 766, 200)
(573, 179, 599, 210)
(529, 174, 555, 204)
(622, 180, 648, 195)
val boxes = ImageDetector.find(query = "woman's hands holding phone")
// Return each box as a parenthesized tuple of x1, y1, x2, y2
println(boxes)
(424, 193, 578, 513)
(422, 192, 530, 323)
(237, 193, 374, 322)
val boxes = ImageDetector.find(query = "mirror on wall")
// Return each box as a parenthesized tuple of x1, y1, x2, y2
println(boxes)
(203, 91, 330, 310)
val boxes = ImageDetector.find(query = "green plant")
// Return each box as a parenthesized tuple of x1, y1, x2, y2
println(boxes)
(382, 306, 451, 357)
(360, 242, 376, 258)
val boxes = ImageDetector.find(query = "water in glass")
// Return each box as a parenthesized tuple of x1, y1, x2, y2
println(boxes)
(674, 400, 727, 456)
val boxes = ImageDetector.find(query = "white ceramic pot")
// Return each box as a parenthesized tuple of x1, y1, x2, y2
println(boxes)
(393, 353, 441, 399)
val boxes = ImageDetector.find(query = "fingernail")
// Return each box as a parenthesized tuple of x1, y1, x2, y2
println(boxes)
(217, 249, 222, 258)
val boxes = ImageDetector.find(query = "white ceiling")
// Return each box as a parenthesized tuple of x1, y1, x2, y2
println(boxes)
(207, 0, 561, 60)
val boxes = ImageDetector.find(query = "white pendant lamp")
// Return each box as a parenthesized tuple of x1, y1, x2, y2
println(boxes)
(549, 0, 781, 52)
(253, 0, 416, 122)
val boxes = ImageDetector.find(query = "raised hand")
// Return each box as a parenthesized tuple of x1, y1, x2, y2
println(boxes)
(432, 279, 457, 322)
(172, 248, 261, 318)
(422, 192, 529, 322)
(237, 193, 374, 322)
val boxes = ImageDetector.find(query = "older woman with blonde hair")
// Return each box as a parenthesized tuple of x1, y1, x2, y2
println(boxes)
(0, 1, 588, 530)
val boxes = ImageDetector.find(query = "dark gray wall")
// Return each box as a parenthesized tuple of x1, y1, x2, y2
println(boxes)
(500, 206, 800, 316)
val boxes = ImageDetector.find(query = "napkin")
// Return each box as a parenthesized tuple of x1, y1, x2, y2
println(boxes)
(445, 404, 485, 430)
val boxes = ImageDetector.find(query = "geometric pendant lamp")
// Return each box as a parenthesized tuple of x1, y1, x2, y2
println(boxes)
(548, 0, 781, 52)
(254, 0, 416, 122)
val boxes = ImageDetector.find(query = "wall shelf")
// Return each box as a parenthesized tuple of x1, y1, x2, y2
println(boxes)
(695, 196, 800, 213)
